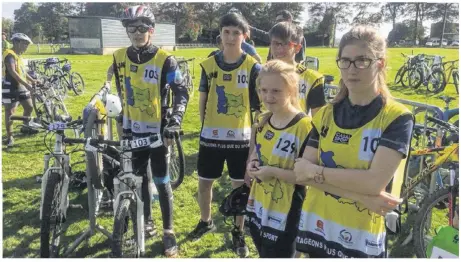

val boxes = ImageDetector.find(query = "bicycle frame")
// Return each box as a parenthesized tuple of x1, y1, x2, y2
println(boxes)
(40, 131, 71, 221)
(403, 143, 459, 200)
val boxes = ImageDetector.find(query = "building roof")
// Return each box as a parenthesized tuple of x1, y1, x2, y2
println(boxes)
(65, 15, 175, 25)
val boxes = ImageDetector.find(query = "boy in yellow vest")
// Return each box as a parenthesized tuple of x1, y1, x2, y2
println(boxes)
(188, 12, 261, 258)
(2, 33, 37, 147)
(111, 5, 189, 257)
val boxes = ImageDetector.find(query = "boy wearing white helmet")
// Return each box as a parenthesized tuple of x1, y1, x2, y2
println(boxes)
(109, 5, 189, 257)
(2, 33, 37, 147)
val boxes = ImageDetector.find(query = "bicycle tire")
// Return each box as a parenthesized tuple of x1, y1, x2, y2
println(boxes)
(111, 198, 140, 258)
(84, 108, 105, 189)
(394, 66, 406, 85)
(453, 71, 459, 94)
(413, 186, 458, 258)
(33, 94, 53, 123)
(426, 69, 446, 94)
(40, 171, 64, 258)
(401, 68, 423, 89)
(70, 72, 85, 95)
(169, 134, 185, 190)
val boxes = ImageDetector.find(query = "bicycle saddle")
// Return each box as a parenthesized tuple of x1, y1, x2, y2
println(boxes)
(438, 96, 456, 103)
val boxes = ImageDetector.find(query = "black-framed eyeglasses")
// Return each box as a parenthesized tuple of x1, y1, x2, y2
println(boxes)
(336, 57, 381, 69)
(126, 24, 151, 34)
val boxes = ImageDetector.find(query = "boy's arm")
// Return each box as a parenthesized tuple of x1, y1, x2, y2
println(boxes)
(249, 26, 270, 43)
(249, 63, 262, 113)
(198, 67, 209, 124)
(162, 56, 189, 127)
(306, 77, 326, 117)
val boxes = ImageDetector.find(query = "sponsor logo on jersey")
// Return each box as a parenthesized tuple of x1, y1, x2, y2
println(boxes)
(223, 74, 232, 81)
(264, 130, 274, 140)
(133, 122, 140, 131)
(212, 129, 219, 138)
(130, 65, 138, 73)
(338, 229, 353, 246)
(207, 71, 218, 80)
(365, 239, 384, 249)
(227, 130, 235, 138)
(315, 220, 325, 236)
(333, 131, 352, 144)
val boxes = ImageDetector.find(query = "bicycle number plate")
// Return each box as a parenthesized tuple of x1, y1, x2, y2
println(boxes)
(130, 137, 150, 149)
(49, 122, 67, 131)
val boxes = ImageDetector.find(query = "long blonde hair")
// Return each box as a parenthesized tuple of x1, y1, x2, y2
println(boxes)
(255, 59, 300, 129)
(332, 25, 392, 104)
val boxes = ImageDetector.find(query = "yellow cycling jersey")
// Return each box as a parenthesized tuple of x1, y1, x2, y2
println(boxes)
(200, 54, 258, 149)
(296, 99, 411, 258)
(296, 63, 324, 114)
(113, 47, 169, 135)
(246, 112, 311, 244)
(2, 49, 26, 84)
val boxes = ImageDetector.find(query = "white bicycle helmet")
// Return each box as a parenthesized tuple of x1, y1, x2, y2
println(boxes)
(120, 5, 155, 27)
(105, 94, 122, 118)
(11, 33, 33, 44)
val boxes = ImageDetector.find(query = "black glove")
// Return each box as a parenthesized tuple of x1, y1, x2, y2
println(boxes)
(163, 119, 180, 139)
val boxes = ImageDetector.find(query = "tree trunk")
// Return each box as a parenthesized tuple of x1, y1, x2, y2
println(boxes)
(414, 3, 420, 45)
(440, 3, 449, 48)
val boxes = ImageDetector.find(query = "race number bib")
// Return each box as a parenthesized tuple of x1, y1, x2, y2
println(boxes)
(359, 129, 382, 161)
(143, 65, 160, 84)
(237, 70, 249, 88)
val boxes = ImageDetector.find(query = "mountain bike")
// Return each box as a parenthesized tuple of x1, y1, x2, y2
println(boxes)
(441, 59, 459, 94)
(411, 117, 459, 258)
(10, 115, 83, 257)
(175, 57, 195, 97)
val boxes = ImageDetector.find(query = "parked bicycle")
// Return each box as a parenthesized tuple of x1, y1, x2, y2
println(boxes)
(441, 59, 459, 94)
(175, 57, 195, 97)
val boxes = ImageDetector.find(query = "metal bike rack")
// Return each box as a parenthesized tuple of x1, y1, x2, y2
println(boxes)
(62, 86, 114, 257)
(394, 98, 444, 247)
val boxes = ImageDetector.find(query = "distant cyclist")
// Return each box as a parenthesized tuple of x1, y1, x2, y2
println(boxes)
(2, 33, 38, 147)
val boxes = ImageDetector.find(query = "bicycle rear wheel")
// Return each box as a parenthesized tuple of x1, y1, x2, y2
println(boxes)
(453, 71, 459, 94)
(413, 186, 459, 258)
(394, 66, 406, 85)
(401, 68, 423, 89)
(112, 198, 140, 258)
(70, 72, 85, 95)
(169, 134, 185, 190)
(40, 171, 65, 258)
(426, 69, 446, 94)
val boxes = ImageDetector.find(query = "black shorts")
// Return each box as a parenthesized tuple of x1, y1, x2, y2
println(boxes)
(2, 86, 30, 105)
(197, 145, 249, 181)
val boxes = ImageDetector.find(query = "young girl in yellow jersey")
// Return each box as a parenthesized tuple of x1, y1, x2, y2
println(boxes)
(293, 25, 414, 258)
(268, 22, 325, 116)
(244, 60, 310, 258)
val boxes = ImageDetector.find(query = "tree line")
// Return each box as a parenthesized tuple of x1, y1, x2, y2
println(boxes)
(2, 2, 458, 46)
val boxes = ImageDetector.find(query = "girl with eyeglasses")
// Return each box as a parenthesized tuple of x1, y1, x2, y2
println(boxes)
(293, 25, 415, 258)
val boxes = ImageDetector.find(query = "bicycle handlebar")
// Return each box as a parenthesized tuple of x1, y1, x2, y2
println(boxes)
(427, 116, 459, 134)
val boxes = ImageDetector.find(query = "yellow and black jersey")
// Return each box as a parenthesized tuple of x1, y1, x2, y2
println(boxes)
(295, 63, 325, 114)
(199, 52, 261, 149)
(2, 49, 26, 90)
(246, 112, 311, 245)
(296, 96, 414, 258)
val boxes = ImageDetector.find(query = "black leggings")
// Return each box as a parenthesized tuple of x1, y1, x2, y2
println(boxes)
(130, 146, 173, 230)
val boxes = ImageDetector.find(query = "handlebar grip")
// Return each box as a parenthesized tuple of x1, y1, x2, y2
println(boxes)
(10, 115, 31, 122)
(427, 116, 458, 133)
(63, 138, 86, 144)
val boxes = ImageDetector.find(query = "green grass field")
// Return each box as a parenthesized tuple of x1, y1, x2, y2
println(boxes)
(2, 47, 459, 258)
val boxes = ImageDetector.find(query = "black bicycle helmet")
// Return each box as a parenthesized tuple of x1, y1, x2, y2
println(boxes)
(219, 184, 251, 217)
(120, 5, 155, 27)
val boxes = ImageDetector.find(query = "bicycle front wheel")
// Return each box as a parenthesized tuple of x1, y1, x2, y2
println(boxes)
(394, 66, 406, 85)
(426, 69, 446, 94)
(169, 134, 185, 190)
(40, 171, 65, 258)
(413, 186, 459, 258)
(401, 68, 423, 89)
(112, 198, 140, 258)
